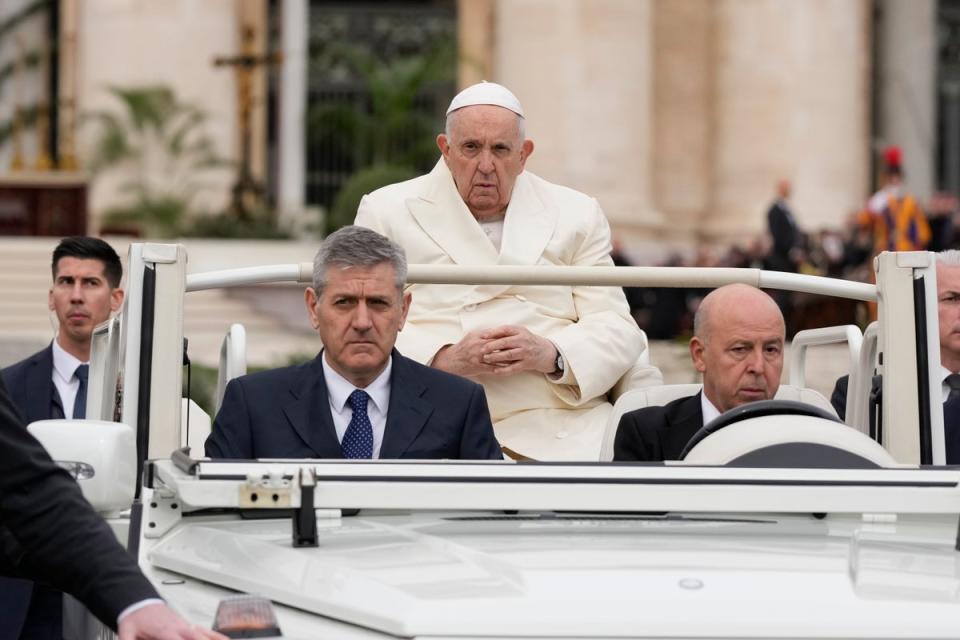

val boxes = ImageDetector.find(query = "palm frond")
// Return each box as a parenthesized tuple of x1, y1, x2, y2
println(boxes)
(0, 0, 51, 41)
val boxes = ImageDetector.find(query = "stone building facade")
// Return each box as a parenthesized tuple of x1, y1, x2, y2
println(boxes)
(0, 0, 941, 254)
(461, 0, 882, 253)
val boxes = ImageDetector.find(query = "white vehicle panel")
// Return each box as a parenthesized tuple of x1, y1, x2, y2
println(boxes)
(148, 510, 960, 638)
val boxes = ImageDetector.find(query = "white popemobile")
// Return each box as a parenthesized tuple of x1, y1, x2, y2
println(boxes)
(30, 246, 960, 638)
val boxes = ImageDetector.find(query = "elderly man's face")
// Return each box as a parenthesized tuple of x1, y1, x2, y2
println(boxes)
(437, 105, 534, 220)
(691, 291, 785, 413)
(305, 263, 411, 388)
(937, 263, 960, 365)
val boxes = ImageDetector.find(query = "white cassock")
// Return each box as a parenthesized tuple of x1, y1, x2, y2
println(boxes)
(356, 159, 662, 460)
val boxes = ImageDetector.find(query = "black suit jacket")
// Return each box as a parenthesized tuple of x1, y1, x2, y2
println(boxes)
(1, 344, 65, 639)
(0, 378, 158, 632)
(768, 200, 799, 254)
(834, 374, 960, 463)
(943, 395, 960, 464)
(613, 393, 704, 462)
(205, 350, 502, 460)
(830, 375, 850, 421)
(767, 200, 799, 273)
(1, 344, 63, 425)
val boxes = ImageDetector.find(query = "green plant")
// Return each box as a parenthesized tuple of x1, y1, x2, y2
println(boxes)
(308, 38, 454, 233)
(85, 85, 228, 237)
(0, 0, 53, 149)
(328, 164, 417, 233)
(180, 212, 293, 239)
(308, 40, 453, 169)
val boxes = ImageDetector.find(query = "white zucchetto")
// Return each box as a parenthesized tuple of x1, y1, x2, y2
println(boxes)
(446, 81, 525, 118)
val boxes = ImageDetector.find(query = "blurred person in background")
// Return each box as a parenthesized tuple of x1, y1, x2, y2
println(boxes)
(766, 179, 804, 273)
(857, 145, 931, 257)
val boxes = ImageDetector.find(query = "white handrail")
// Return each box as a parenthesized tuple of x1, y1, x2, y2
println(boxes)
(187, 263, 877, 301)
(848, 322, 880, 435)
(215, 324, 247, 414)
(187, 264, 306, 292)
(788, 325, 863, 388)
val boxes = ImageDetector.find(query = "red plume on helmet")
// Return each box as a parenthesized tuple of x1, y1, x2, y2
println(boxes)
(883, 145, 902, 170)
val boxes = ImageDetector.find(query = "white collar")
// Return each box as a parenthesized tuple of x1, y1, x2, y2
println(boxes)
(51, 338, 85, 382)
(700, 391, 722, 426)
(321, 353, 392, 415)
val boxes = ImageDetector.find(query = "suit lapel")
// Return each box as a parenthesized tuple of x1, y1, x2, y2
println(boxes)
(380, 352, 434, 458)
(498, 173, 555, 267)
(406, 161, 556, 302)
(27, 346, 57, 423)
(281, 356, 343, 458)
(672, 393, 705, 433)
(406, 160, 499, 266)
(664, 392, 706, 459)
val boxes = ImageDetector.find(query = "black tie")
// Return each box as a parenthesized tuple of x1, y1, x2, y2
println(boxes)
(946, 373, 960, 404)
(72, 364, 89, 419)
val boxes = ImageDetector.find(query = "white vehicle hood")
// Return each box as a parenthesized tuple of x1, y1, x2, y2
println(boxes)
(148, 511, 960, 638)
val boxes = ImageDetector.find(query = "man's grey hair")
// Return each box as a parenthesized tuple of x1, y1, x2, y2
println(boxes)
(936, 249, 960, 266)
(445, 108, 525, 142)
(312, 225, 407, 294)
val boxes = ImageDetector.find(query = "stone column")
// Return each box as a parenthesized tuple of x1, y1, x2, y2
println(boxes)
(493, 0, 659, 246)
(652, 0, 715, 246)
(277, 0, 308, 230)
(707, 0, 871, 241)
(76, 0, 237, 227)
(876, 0, 937, 200)
(457, 0, 495, 88)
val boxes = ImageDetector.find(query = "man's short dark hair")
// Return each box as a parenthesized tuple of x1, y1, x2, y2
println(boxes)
(52, 237, 123, 288)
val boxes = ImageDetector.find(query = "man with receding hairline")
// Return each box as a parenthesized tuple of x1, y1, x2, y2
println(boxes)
(614, 284, 786, 462)
(356, 81, 661, 461)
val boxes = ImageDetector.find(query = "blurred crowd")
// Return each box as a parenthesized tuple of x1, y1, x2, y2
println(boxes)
(616, 173, 960, 341)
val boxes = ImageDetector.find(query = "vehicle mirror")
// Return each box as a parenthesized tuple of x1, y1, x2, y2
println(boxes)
(27, 419, 137, 514)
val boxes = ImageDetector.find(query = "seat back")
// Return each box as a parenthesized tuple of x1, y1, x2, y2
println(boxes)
(215, 323, 248, 414)
(181, 398, 211, 456)
(600, 384, 701, 461)
(599, 383, 838, 461)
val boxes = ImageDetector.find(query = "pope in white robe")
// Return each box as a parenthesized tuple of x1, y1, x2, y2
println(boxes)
(355, 82, 661, 460)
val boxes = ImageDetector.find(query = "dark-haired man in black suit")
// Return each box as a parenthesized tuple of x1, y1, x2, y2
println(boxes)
(1, 236, 124, 639)
(206, 226, 502, 461)
(614, 285, 785, 462)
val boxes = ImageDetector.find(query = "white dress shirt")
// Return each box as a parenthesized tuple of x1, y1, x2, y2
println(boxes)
(478, 218, 505, 252)
(322, 353, 392, 458)
(939, 365, 956, 403)
(700, 392, 721, 427)
(51, 339, 85, 419)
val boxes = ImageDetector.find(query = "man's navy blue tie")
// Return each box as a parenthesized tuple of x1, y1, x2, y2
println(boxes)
(946, 373, 960, 403)
(341, 389, 373, 458)
(72, 364, 89, 419)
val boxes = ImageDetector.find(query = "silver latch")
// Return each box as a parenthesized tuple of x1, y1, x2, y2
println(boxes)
(239, 470, 292, 508)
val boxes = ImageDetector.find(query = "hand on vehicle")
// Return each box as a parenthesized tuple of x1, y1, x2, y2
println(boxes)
(118, 603, 228, 640)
